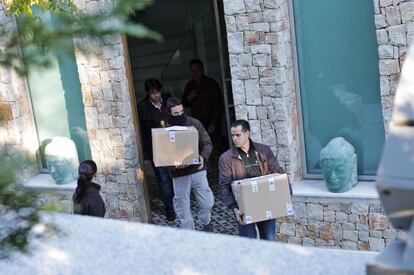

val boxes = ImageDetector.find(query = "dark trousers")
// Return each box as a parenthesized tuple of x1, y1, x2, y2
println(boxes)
(151, 161, 174, 210)
(237, 219, 276, 240)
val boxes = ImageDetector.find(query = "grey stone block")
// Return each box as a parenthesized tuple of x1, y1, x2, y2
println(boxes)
(382, 229, 397, 239)
(351, 203, 369, 215)
(369, 230, 382, 238)
(335, 212, 348, 223)
(280, 222, 296, 236)
(400, 2, 414, 23)
(358, 230, 369, 242)
(303, 237, 315, 247)
(369, 237, 385, 252)
(388, 24, 407, 46)
(324, 210, 335, 222)
(348, 214, 359, 223)
(288, 236, 302, 245)
(223, 0, 246, 15)
(307, 204, 324, 221)
(343, 230, 358, 242)
(342, 223, 356, 230)
(342, 241, 358, 250)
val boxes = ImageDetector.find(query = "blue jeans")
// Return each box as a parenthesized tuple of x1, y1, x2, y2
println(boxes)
(151, 162, 174, 210)
(237, 219, 276, 240)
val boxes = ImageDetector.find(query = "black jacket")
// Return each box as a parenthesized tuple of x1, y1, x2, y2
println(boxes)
(137, 94, 171, 160)
(182, 76, 223, 129)
(73, 182, 106, 217)
(170, 116, 213, 178)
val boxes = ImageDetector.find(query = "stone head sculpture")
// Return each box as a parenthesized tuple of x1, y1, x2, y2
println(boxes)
(44, 137, 79, 185)
(319, 137, 357, 193)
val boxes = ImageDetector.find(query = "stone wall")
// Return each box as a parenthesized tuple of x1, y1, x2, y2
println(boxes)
(0, 5, 39, 182)
(276, 198, 403, 251)
(37, 191, 74, 213)
(73, 0, 147, 221)
(221, 0, 411, 252)
(0, 2, 148, 222)
(374, 0, 414, 130)
(223, 0, 302, 181)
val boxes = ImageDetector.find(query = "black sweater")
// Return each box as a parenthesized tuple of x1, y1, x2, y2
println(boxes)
(73, 182, 106, 217)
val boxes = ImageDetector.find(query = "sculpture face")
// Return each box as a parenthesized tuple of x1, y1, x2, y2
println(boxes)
(46, 155, 77, 185)
(44, 137, 79, 185)
(320, 157, 356, 192)
(320, 137, 358, 193)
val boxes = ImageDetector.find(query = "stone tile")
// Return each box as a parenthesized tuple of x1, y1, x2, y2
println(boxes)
(369, 237, 385, 252)
(280, 222, 296, 236)
(343, 230, 358, 242)
(400, 2, 414, 23)
(369, 213, 389, 230)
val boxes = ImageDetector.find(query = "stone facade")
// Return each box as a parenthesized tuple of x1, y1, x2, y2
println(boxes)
(0, 2, 148, 222)
(0, 5, 38, 182)
(220, 0, 409, 252)
(276, 198, 405, 251)
(1, 0, 412, 252)
(73, 0, 147, 221)
(374, 0, 414, 130)
(223, 0, 302, 181)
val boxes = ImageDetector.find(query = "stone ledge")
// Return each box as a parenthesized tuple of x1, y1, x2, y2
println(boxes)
(0, 213, 377, 275)
(293, 180, 379, 201)
(23, 173, 76, 192)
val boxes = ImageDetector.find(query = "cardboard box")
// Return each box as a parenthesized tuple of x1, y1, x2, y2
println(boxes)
(152, 126, 199, 167)
(231, 173, 293, 224)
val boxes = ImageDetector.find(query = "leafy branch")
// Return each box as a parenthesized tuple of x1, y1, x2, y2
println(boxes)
(0, 0, 160, 257)
(0, 156, 58, 258)
(0, 0, 162, 74)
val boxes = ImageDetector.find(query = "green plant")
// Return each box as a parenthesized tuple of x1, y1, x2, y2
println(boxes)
(0, 0, 160, 257)
(0, 0, 162, 74)
(0, 156, 57, 258)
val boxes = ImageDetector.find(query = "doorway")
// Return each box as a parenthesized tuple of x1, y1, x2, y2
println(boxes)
(126, 0, 236, 230)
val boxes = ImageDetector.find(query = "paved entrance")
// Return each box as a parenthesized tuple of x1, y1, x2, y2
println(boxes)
(149, 163, 238, 235)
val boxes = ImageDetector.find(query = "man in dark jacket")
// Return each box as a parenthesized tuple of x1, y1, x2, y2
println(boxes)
(166, 97, 215, 232)
(137, 78, 175, 221)
(219, 119, 284, 240)
(182, 59, 226, 155)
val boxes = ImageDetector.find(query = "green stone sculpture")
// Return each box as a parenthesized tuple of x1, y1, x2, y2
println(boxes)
(44, 137, 79, 185)
(319, 137, 358, 193)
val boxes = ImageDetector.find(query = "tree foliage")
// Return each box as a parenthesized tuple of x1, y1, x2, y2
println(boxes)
(0, 0, 160, 257)
(0, 0, 161, 74)
(1, 0, 79, 16)
(0, 157, 58, 258)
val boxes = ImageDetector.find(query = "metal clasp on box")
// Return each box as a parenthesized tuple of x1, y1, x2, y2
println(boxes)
(250, 180, 258, 193)
(169, 131, 176, 142)
(265, 211, 273, 219)
(268, 177, 275, 191)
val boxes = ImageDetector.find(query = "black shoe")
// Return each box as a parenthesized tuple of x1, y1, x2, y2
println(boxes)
(166, 209, 176, 221)
(202, 223, 214, 232)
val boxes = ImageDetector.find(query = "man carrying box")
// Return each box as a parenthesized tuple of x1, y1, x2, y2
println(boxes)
(219, 119, 285, 240)
(166, 97, 215, 232)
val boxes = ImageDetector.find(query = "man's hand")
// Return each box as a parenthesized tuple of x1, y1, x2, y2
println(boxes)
(233, 208, 244, 224)
(207, 124, 216, 134)
(197, 155, 204, 170)
(187, 89, 198, 101)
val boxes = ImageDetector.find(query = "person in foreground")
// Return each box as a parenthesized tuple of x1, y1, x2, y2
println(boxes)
(73, 160, 106, 217)
(166, 97, 215, 232)
(219, 119, 284, 240)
